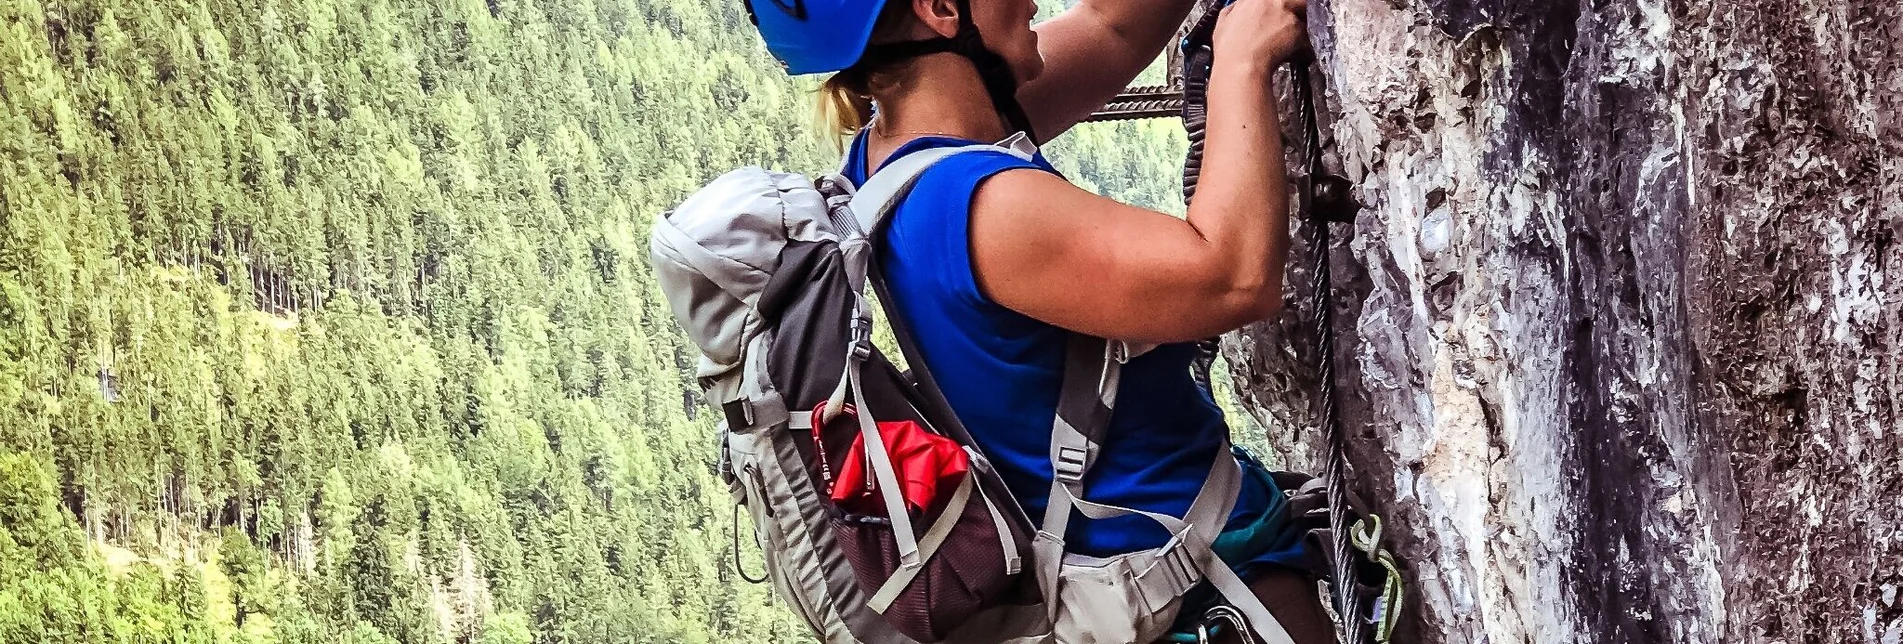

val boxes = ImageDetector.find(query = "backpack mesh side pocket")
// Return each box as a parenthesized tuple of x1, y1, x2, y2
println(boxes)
(831, 480, 1028, 642)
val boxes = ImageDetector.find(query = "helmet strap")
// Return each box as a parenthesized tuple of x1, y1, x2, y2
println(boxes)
(856, 0, 1038, 142)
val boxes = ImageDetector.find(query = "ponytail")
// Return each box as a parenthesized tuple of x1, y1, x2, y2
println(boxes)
(816, 71, 875, 146)
(812, 0, 914, 148)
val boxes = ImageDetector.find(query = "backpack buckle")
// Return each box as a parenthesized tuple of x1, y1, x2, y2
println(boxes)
(722, 398, 754, 429)
(848, 314, 874, 361)
(1054, 446, 1089, 484)
(1136, 530, 1200, 611)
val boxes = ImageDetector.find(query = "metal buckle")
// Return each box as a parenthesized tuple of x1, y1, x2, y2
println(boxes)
(722, 398, 753, 429)
(1200, 605, 1257, 644)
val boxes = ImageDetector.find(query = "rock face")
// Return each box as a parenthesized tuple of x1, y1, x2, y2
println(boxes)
(1223, 1, 1903, 642)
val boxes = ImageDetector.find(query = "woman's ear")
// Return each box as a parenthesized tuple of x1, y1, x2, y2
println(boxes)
(910, 0, 963, 38)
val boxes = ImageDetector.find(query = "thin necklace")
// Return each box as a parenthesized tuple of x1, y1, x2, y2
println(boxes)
(868, 115, 971, 141)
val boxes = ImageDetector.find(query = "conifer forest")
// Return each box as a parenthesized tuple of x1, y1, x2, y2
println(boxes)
(12, 0, 1897, 640)
(0, 0, 1193, 641)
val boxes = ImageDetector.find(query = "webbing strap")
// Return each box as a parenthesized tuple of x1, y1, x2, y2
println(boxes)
(1203, 554, 1297, 644)
(1094, 445, 1294, 644)
(1035, 335, 1121, 623)
(846, 135, 1034, 237)
(840, 131, 1041, 461)
(977, 477, 1024, 575)
(1071, 443, 1239, 608)
(846, 357, 921, 566)
(868, 470, 975, 612)
(1033, 332, 1275, 639)
(873, 270, 1039, 592)
(827, 138, 1012, 569)
(1047, 334, 1117, 492)
(1037, 436, 1296, 644)
(830, 133, 1040, 606)
(838, 125, 1283, 640)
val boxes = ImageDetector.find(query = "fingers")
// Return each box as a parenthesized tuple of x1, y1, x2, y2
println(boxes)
(1210, 0, 1313, 67)
(1226, 0, 1306, 21)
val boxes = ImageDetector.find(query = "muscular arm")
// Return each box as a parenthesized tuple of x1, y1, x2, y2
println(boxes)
(971, 58, 1290, 343)
(1018, 0, 1202, 141)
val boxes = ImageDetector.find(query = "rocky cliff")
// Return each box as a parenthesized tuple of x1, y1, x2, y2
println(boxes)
(1226, 1, 1902, 641)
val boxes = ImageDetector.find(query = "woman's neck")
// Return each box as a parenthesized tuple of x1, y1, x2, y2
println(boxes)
(864, 55, 1011, 169)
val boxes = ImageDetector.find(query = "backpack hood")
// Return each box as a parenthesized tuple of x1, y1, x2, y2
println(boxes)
(650, 166, 841, 381)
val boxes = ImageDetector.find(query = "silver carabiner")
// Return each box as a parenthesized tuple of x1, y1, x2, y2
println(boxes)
(1201, 604, 1257, 644)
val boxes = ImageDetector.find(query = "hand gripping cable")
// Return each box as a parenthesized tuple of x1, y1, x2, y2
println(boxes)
(1173, 5, 1400, 644)
(1082, 4, 1402, 641)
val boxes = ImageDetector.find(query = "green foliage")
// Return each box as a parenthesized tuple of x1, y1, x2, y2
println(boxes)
(217, 527, 270, 625)
(0, 453, 218, 642)
(478, 612, 532, 644)
(0, 0, 1191, 641)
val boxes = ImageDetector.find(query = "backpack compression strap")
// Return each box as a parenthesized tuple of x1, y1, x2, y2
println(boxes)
(840, 132, 1037, 236)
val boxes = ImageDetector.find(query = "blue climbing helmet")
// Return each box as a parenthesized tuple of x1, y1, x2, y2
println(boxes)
(747, 0, 891, 75)
(744, 0, 1039, 140)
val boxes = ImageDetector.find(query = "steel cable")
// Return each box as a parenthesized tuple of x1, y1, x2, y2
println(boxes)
(1178, 14, 1362, 638)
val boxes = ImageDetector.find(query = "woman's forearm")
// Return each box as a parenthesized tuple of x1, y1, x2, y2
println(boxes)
(1018, 0, 1203, 139)
(1183, 58, 1292, 318)
(1071, 0, 1204, 57)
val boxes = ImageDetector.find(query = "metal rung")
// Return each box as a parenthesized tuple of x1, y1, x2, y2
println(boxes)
(1085, 84, 1183, 123)
(1083, 5, 1202, 124)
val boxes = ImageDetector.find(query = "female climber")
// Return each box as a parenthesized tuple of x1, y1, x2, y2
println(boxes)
(748, 0, 1329, 640)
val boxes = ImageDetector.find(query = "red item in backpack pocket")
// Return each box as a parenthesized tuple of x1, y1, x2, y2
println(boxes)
(828, 413, 970, 518)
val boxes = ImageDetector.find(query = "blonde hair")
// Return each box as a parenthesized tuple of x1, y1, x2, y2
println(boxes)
(817, 72, 876, 144)
(813, 0, 916, 147)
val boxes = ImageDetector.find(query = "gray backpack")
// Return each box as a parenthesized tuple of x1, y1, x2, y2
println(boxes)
(649, 135, 1297, 644)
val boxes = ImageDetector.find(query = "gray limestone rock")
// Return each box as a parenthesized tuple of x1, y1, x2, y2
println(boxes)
(1223, 1, 1903, 641)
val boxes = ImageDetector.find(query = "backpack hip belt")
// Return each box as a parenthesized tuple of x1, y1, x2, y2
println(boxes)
(1030, 334, 1298, 644)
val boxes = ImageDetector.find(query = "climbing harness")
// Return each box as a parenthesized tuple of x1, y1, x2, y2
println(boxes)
(704, 2, 1405, 641)
(1086, 3, 1406, 642)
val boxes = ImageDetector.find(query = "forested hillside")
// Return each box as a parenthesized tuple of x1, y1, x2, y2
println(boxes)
(0, 0, 1190, 641)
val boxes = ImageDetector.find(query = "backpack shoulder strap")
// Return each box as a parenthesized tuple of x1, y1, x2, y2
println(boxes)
(807, 139, 1039, 584)
(846, 134, 1035, 236)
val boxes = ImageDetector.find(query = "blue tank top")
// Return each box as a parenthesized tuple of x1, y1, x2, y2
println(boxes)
(844, 133, 1285, 564)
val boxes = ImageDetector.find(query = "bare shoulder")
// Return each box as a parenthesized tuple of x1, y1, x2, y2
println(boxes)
(968, 168, 1176, 248)
(967, 168, 1126, 257)
(965, 167, 1231, 341)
